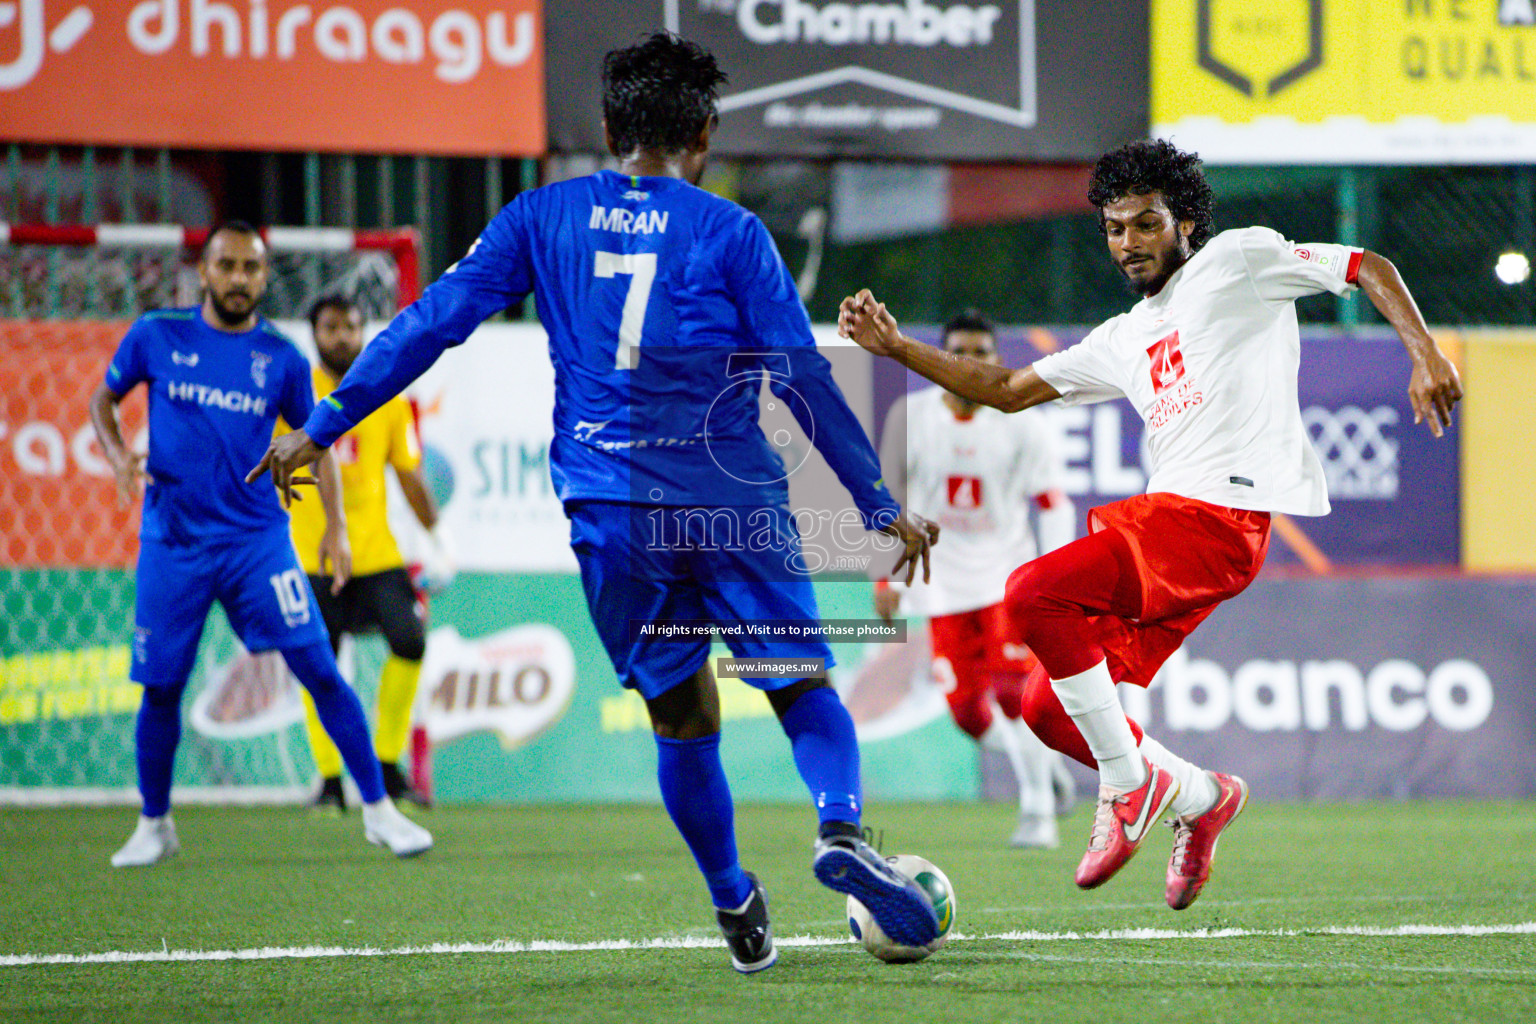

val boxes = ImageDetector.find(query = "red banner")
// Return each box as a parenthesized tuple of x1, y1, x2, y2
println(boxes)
(0, 0, 544, 156)
(1, 321, 144, 568)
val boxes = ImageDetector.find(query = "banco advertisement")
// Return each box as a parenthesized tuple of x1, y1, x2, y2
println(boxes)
(1116, 574, 1536, 799)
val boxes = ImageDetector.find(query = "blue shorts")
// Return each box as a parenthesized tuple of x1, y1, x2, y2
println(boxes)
(568, 502, 835, 699)
(131, 528, 329, 686)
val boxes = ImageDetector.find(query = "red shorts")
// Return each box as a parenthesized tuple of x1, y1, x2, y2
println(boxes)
(930, 602, 1037, 681)
(1086, 492, 1271, 686)
(929, 601, 1035, 736)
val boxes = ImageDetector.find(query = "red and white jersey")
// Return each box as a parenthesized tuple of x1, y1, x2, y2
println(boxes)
(881, 386, 1063, 616)
(1032, 227, 1362, 517)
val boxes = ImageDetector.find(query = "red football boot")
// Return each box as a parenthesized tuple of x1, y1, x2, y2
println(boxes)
(1075, 758, 1180, 889)
(1165, 772, 1249, 910)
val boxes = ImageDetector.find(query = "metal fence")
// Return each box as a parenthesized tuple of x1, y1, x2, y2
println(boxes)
(4, 145, 1533, 328)
(810, 164, 1536, 329)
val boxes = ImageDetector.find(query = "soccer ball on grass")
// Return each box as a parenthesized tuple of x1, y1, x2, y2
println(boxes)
(846, 853, 956, 963)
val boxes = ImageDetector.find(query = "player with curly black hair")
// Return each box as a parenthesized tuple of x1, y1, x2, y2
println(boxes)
(1088, 139, 1216, 256)
(839, 138, 1462, 911)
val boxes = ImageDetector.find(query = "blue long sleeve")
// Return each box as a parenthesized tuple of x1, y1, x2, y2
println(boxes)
(724, 215, 898, 530)
(771, 351, 899, 531)
(304, 203, 532, 446)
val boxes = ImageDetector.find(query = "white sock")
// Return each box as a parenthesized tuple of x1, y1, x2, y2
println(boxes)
(1046, 747, 1077, 809)
(1010, 716, 1061, 817)
(978, 713, 1036, 815)
(1139, 734, 1218, 818)
(1049, 660, 1144, 791)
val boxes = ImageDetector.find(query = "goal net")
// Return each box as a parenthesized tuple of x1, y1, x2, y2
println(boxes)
(0, 225, 419, 805)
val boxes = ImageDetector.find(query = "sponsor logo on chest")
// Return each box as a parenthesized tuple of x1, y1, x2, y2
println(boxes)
(946, 474, 984, 508)
(166, 381, 269, 415)
(1144, 329, 1204, 429)
(250, 351, 273, 388)
(1147, 329, 1186, 394)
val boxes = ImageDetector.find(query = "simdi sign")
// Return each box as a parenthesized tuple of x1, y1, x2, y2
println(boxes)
(0, 0, 545, 155)
(1152, 0, 1536, 163)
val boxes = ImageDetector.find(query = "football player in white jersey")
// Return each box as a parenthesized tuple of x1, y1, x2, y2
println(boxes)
(875, 310, 1078, 849)
(839, 140, 1461, 910)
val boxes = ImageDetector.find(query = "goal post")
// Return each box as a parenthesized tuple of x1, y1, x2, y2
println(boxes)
(0, 224, 422, 806)
(0, 222, 421, 321)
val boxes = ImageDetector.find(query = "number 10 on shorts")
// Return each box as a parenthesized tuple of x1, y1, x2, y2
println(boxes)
(270, 569, 312, 628)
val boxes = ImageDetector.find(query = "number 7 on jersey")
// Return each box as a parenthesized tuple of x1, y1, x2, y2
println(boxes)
(594, 251, 657, 370)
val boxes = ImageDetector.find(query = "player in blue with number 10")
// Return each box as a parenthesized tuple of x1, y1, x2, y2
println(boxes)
(251, 34, 942, 972)
(90, 222, 432, 866)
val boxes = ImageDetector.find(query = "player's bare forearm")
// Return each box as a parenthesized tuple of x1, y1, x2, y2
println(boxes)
(316, 450, 346, 534)
(838, 288, 1060, 412)
(1356, 251, 1435, 358)
(894, 340, 1060, 414)
(1355, 250, 1463, 436)
(90, 382, 150, 504)
(315, 450, 351, 591)
(397, 467, 439, 531)
(88, 383, 129, 464)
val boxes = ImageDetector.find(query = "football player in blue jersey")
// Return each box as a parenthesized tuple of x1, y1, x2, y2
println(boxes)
(250, 34, 942, 971)
(89, 221, 433, 866)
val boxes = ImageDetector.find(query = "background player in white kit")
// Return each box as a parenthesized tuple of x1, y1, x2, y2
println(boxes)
(840, 140, 1462, 910)
(874, 310, 1077, 849)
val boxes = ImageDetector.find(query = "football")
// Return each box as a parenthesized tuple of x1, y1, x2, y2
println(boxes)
(846, 854, 957, 963)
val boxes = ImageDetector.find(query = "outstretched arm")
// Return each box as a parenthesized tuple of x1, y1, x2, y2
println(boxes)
(838, 290, 1060, 413)
(1355, 251, 1462, 437)
(250, 202, 532, 492)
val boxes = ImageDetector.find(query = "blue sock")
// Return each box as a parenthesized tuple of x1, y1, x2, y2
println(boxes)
(135, 683, 184, 818)
(283, 641, 386, 804)
(656, 733, 752, 910)
(779, 687, 862, 826)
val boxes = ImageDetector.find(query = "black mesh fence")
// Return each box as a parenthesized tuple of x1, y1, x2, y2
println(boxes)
(805, 165, 1536, 328)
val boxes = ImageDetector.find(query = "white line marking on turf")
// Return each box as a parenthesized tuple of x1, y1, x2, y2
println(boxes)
(1008, 952, 1536, 978)
(4, 922, 1535, 968)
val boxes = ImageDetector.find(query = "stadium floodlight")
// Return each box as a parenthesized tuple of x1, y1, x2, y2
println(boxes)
(1494, 251, 1531, 286)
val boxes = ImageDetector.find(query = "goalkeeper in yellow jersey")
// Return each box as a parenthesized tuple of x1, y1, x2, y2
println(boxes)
(288, 295, 449, 811)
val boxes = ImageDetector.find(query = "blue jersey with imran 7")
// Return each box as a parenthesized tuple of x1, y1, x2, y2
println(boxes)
(303, 170, 896, 524)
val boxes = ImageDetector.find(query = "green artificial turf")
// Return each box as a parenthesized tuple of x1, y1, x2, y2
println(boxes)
(2, 800, 1533, 1022)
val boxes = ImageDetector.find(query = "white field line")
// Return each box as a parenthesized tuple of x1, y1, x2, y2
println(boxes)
(4, 922, 1534, 968)
(1005, 951, 1536, 978)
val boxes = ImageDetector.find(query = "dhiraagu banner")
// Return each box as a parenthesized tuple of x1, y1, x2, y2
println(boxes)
(1151, 0, 1536, 163)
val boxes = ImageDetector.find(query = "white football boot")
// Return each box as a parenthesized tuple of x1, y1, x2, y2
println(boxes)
(110, 814, 180, 868)
(362, 797, 434, 857)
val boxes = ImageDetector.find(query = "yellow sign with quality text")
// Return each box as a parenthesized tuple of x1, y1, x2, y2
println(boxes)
(1152, 0, 1536, 162)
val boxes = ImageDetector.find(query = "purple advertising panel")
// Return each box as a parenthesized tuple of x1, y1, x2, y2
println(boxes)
(875, 325, 1460, 567)
(1122, 574, 1536, 800)
(981, 574, 1536, 801)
